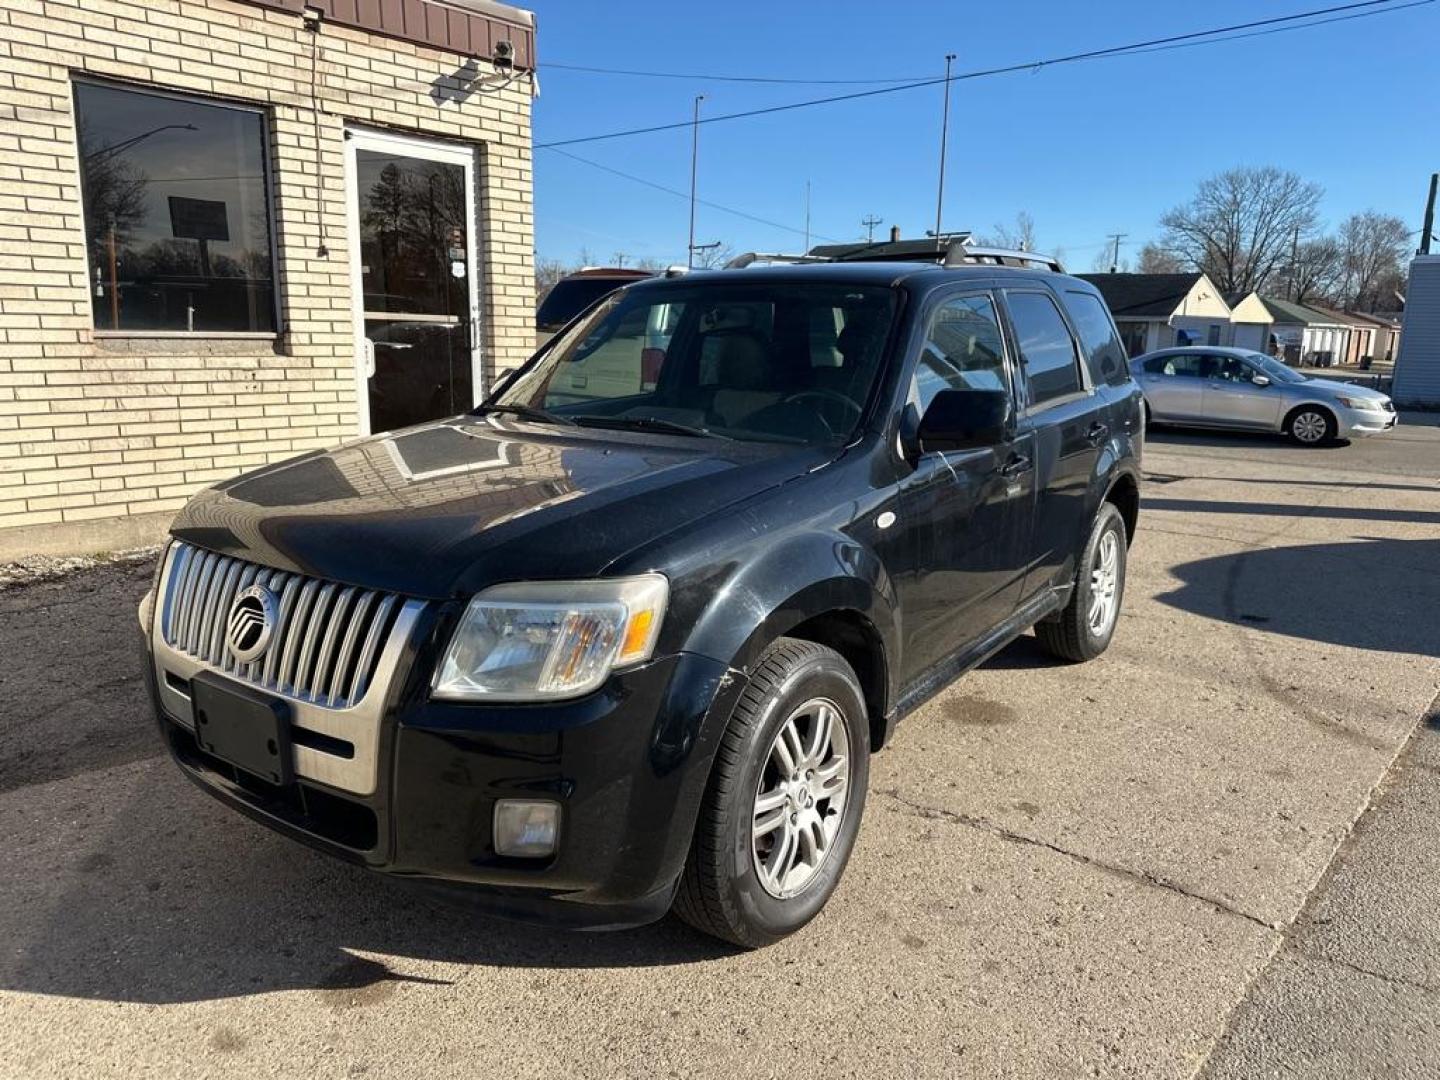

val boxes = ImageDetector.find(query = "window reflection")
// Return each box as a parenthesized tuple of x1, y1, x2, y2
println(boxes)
(73, 80, 276, 333)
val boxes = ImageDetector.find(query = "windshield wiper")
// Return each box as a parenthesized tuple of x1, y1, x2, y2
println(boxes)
(473, 402, 575, 426)
(571, 415, 732, 440)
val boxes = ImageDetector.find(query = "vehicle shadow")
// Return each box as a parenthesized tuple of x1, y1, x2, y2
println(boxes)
(1154, 536, 1440, 657)
(0, 757, 734, 1006)
(1145, 427, 1353, 451)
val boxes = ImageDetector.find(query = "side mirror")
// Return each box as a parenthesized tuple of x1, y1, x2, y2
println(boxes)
(915, 389, 1011, 454)
(1251, 374, 1271, 387)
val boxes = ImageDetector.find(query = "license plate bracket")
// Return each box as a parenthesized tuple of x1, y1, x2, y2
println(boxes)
(191, 672, 294, 786)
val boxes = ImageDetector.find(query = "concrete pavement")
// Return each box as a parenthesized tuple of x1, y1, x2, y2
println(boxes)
(1, 421, 1437, 1079)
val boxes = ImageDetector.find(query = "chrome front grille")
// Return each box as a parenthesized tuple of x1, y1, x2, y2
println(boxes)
(162, 543, 403, 709)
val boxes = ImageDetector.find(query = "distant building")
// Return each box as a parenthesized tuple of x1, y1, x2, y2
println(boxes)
(1077, 273, 1232, 356)
(1392, 255, 1440, 406)
(1257, 299, 1352, 367)
(1343, 310, 1403, 363)
(1226, 292, 1275, 353)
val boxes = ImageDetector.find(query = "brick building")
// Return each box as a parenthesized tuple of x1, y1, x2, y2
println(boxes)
(0, 0, 537, 558)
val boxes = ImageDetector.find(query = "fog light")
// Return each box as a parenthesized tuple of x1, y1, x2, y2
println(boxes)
(493, 799, 560, 858)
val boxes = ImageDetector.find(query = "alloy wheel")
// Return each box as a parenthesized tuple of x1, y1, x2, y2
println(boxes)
(751, 697, 852, 899)
(1088, 529, 1121, 636)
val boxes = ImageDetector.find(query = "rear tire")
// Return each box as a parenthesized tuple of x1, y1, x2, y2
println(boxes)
(1035, 503, 1128, 663)
(673, 637, 869, 948)
(1285, 406, 1336, 446)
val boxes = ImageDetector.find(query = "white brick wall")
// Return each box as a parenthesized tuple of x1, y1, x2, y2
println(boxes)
(0, 0, 535, 551)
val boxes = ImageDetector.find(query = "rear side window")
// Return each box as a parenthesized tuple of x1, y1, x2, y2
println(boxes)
(910, 294, 1009, 414)
(1142, 353, 1211, 378)
(1064, 291, 1129, 386)
(1005, 291, 1084, 405)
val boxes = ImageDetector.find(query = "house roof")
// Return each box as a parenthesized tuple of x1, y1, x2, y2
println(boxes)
(1344, 310, 1402, 329)
(1258, 297, 1345, 326)
(1303, 302, 1368, 326)
(1075, 273, 1206, 317)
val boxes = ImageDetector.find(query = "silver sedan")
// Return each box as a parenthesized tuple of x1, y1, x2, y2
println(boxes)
(1129, 347, 1397, 446)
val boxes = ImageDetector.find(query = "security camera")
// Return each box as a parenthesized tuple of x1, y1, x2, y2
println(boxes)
(493, 40, 515, 70)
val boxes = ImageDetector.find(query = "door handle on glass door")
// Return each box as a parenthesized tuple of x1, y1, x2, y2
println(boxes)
(362, 338, 376, 379)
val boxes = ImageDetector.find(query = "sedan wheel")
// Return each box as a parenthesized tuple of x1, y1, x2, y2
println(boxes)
(1288, 408, 1334, 446)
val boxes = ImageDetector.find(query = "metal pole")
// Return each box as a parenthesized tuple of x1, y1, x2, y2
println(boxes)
(687, 94, 704, 269)
(1107, 232, 1127, 273)
(1421, 172, 1437, 255)
(804, 179, 811, 254)
(934, 54, 955, 241)
(1290, 224, 1300, 300)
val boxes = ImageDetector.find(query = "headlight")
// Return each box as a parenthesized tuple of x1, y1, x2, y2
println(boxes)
(1335, 395, 1380, 411)
(433, 575, 669, 702)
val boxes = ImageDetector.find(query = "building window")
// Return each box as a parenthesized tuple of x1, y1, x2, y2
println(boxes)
(73, 80, 276, 334)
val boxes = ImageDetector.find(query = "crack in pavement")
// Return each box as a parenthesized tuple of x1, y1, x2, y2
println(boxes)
(877, 786, 1278, 932)
(1289, 944, 1440, 996)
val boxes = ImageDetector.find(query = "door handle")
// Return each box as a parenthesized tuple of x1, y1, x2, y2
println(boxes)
(1085, 421, 1109, 445)
(998, 453, 1031, 478)
(361, 337, 377, 379)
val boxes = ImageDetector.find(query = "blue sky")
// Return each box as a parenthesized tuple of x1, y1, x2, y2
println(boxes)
(528, 0, 1439, 269)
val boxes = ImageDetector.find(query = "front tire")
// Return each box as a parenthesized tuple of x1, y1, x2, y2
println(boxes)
(1285, 406, 1336, 446)
(673, 637, 870, 948)
(1035, 502, 1128, 662)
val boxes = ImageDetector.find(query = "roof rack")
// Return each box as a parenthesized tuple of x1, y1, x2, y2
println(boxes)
(723, 252, 832, 269)
(944, 245, 1065, 273)
(721, 240, 1065, 274)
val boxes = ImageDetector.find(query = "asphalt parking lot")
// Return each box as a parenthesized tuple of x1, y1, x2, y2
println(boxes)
(2, 418, 1437, 1079)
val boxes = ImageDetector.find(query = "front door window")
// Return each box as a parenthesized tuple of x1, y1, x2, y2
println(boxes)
(348, 135, 477, 434)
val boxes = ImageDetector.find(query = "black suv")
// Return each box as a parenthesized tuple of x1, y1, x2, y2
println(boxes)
(141, 262, 1142, 947)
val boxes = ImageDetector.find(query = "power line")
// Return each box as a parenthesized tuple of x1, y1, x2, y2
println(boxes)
(541, 146, 844, 244)
(536, 61, 926, 86)
(535, 0, 1426, 150)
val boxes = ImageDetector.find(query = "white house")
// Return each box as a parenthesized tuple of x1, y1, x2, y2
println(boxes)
(1392, 255, 1440, 405)
(1078, 273, 1233, 356)
(1227, 291, 1275, 352)
(1258, 298, 1352, 367)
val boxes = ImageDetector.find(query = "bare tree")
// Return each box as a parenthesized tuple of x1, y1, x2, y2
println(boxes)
(1156, 166, 1322, 294)
(980, 211, 1037, 251)
(1089, 247, 1129, 273)
(534, 257, 567, 304)
(1283, 236, 1344, 304)
(632, 256, 669, 273)
(692, 242, 735, 269)
(1136, 242, 1185, 274)
(1338, 211, 1410, 310)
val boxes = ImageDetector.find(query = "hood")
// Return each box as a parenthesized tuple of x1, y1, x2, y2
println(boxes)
(169, 418, 828, 598)
(1298, 377, 1390, 403)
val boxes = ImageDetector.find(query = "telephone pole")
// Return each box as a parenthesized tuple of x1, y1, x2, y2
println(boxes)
(687, 93, 705, 269)
(934, 53, 956, 241)
(1290, 224, 1301, 300)
(860, 214, 883, 243)
(1106, 233, 1127, 273)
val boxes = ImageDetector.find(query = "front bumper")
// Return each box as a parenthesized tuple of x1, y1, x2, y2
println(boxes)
(1335, 405, 1398, 438)
(147, 618, 746, 929)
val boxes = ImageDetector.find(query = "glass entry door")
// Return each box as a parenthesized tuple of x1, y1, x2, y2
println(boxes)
(345, 129, 480, 435)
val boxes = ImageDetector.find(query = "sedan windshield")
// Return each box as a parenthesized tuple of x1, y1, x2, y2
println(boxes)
(489, 282, 899, 445)
(1251, 353, 1309, 384)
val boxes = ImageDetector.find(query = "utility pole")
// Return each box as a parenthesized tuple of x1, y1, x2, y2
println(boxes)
(1421, 172, 1438, 255)
(1290, 224, 1300, 300)
(687, 94, 705, 269)
(689, 240, 721, 268)
(934, 53, 955, 241)
(804, 180, 811, 254)
(860, 214, 883, 243)
(1106, 232, 1127, 273)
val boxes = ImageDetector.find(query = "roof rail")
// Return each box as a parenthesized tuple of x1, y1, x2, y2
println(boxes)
(945, 243, 1064, 273)
(724, 252, 833, 269)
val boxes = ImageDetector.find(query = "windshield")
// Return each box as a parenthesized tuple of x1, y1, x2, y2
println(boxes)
(491, 282, 899, 446)
(1250, 353, 1309, 384)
